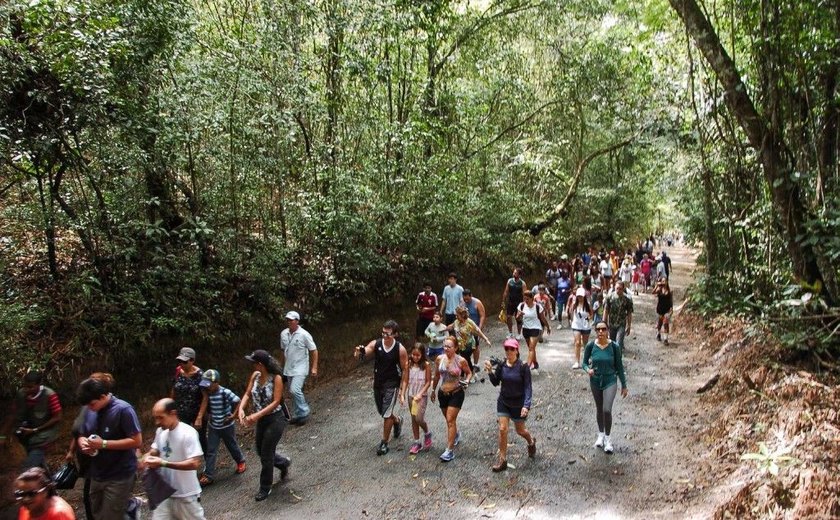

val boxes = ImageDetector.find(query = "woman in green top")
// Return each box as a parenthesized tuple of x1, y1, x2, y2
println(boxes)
(582, 323, 628, 454)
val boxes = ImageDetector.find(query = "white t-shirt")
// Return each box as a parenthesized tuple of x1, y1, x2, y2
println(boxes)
(518, 302, 544, 330)
(152, 422, 203, 498)
(600, 259, 613, 277)
(619, 263, 634, 283)
(571, 304, 592, 331)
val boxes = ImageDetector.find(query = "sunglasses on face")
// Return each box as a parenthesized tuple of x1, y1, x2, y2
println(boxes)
(14, 487, 46, 500)
(381, 331, 393, 337)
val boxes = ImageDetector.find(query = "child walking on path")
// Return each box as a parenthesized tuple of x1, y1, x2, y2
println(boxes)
(404, 344, 433, 455)
(199, 369, 246, 486)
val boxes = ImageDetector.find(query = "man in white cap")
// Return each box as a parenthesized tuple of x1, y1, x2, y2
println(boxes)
(279, 311, 318, 425)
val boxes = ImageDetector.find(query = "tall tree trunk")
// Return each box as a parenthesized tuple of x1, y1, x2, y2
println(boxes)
(668, 0, 830, 300)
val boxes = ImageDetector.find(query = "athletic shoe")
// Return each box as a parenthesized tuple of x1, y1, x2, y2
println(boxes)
(409, 442, 421, 455)
(235, 462, 246, 474)
(199, 474, 214, 486)
(439, 449, 455, 462)
(656, 333, 661, 341)
(393, 416, 402, 439)
(604, 436, 614, 454)
(423, 432, 433, 451)
(377, 440, 389, 456)
(571, 362, 580, 369)
(528, 437, 537, 458)
(594, 432, 605, 448)
(663, 339, 669, 345)
(453, 431, 462, 446)
(516, 333, 523, 340)
(533, 361, 540, 370)
(255, 489, 271, 501)
(506, 332, 514, 339)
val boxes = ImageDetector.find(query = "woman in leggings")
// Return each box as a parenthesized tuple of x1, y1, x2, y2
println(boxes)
(239, 350, 291, 501)
(582, 323, 628, 454)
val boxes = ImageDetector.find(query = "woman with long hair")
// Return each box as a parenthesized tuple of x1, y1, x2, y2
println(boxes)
(430, 337, 472, 462)
(582, 323, 629, 454)
(171, 348, 207, 452)
(239, 350, 291, 501)
(653, 277, 674, 345)
(515, 290, 550, 371)
(567, 287, 593, 369)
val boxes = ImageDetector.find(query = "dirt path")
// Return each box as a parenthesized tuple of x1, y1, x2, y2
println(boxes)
(171, 244, 712, 519)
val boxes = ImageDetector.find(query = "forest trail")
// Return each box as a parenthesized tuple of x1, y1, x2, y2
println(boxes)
(178, 244, 718, 520)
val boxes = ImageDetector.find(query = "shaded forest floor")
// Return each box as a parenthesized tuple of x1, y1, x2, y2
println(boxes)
(2, 245, 838, 519)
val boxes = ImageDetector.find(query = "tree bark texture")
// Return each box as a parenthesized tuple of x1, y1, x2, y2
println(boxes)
(668, 0, 829, 299)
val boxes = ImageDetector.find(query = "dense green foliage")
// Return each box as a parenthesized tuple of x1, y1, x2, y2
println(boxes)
(669, 0, 840, 361)
(0, 0, 671, 392)
(1, 0, 836, 391)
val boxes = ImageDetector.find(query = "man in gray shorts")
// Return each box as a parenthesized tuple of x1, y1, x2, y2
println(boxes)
(354, 320, 408, 456)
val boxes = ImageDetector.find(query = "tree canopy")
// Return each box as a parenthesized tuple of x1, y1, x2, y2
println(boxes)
(1, 0, 837, 390)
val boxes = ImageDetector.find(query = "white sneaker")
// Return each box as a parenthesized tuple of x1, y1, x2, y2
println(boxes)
(506, 332, 514, 339)
(594, 432, 605, 448)
(516, 333, 523, 340)
(603, 436, 614, 454)
(571, 362, 580, 369)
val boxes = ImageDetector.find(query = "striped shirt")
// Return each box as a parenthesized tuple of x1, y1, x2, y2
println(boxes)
(207, 386, 240, 429)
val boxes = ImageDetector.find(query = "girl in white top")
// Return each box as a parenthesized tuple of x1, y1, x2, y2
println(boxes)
(516, 291, 551, 371)
(569, 288, 593, 369)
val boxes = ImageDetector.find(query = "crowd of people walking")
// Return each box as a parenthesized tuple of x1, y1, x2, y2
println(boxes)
(2, 238, 678, 518)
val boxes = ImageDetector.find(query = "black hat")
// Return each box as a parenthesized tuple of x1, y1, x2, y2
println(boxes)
(244, 349, 271, 366)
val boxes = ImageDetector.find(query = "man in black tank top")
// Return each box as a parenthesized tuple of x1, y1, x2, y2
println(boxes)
(354, 320, 408, 456)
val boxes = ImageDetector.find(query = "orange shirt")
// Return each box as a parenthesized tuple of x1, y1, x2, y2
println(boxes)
(18, 497, 76, 520)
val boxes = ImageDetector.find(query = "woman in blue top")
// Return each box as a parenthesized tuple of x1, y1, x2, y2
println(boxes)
(484, 338, 536, 472)
(239, 350, 291, 502)
(582, 323, 629, 454)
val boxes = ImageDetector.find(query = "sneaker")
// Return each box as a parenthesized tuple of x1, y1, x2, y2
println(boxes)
(377, 440, 389, 456)
(506, 332, 514, 339)
(199, 474, 214, 486)
(604, 436, 614, 454)
(423, 432, 433, 451)
(516, 333, 523, 340)
(528, 437, 537, 458)
(255, 489, 271, 501)
(453, 431, 462, 447)
(393, 416, 402, 439)
(663, 338, 669, 345)
(656, 333, 662, 341)
(571, 362, 580, 369)
(594, 432, 605, 448)
(409, 442, 421, 455)
(533, 361, 540, 370)
(235, 462, 246, 474)
(439, 449, 455, 462)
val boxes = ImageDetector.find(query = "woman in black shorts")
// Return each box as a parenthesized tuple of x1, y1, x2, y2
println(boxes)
(430, 337, 472, 462)
(484, 338, 536, 471)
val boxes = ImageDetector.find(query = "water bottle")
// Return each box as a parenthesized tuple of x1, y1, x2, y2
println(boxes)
(87, 434, 100, 457)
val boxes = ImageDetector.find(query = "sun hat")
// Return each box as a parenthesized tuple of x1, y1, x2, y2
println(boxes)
(176, 347, 196, 362)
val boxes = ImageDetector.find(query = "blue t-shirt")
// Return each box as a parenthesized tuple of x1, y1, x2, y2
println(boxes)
(442, 284, 464, 315)
(489, 360, 532, 409)
(80, 396, 142, 481)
